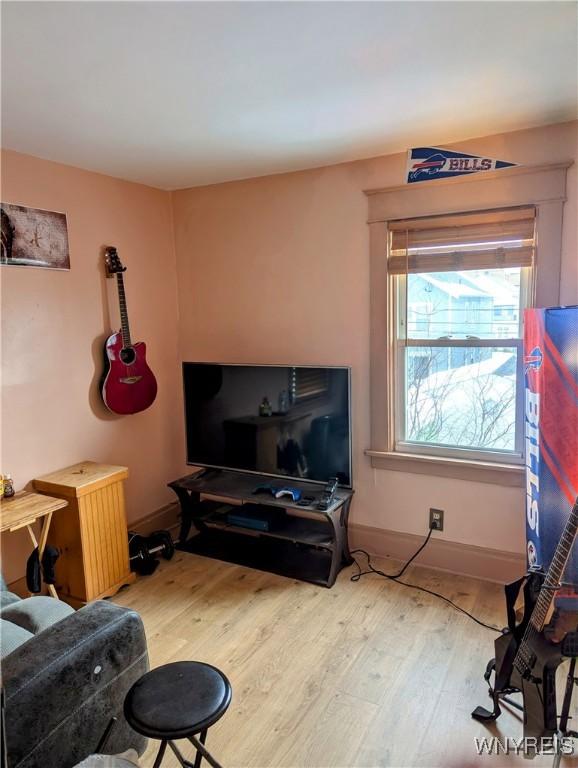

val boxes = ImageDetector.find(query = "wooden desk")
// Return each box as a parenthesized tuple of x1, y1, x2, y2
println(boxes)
(0, 491, 68, 598)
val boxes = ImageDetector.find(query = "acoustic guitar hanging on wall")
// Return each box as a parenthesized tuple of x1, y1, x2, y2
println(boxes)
(101, 247, 157, 415)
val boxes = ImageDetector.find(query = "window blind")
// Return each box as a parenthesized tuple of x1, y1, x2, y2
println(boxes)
(388, 206, 535, 275)
(290, 368, 329, 401)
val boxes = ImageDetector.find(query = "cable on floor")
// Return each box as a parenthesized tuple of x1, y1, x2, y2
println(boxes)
(349, 529, 501, 633)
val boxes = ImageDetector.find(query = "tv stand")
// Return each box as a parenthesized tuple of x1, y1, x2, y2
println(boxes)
(167, 470, 354, 588)
(190, 467, 222, 481)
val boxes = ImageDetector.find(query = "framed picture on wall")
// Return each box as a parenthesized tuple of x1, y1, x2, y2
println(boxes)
(1, 203, 70, 270)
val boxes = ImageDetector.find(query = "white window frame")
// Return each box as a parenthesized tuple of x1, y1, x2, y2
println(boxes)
(365, 161, 572, 487)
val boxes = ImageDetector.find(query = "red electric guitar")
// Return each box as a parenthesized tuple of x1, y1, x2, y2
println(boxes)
(101, 247, 157, 415)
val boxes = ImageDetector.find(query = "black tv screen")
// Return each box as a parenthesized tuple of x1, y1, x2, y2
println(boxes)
(183, 363, 351, 487)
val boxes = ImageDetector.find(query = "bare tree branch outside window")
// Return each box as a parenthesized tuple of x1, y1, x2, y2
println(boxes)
(401, 268, 521, 454)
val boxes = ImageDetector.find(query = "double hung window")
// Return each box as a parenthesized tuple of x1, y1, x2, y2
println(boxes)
(388, 206, 535, 463)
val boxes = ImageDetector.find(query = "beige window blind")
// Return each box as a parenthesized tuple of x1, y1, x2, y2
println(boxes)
(388, 206, 535, 275)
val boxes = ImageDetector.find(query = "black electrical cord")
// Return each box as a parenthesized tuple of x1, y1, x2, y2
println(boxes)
(350, 528, 501, 633)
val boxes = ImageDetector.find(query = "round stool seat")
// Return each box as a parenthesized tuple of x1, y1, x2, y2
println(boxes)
(124, 661, 232, 741)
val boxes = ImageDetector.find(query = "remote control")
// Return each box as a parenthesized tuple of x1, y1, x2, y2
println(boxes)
(316, 477, 339, 511)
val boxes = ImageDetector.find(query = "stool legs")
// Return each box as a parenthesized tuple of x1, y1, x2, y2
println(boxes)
(153, 741, 168, 768)
(168, 740, 195, 767)
(189, 732, 223, 768)
(159, 733, 222, 768)
(192, 730, 207, 768)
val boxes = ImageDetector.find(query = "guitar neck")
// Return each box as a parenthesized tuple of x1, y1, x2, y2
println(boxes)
(530, 498, 578, 632)
(116, 272, 132, 347)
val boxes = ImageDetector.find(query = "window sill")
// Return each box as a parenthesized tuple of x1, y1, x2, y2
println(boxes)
(365, 449, 524, 487)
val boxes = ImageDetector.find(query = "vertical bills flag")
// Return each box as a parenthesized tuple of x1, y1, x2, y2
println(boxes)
(406, 147, 517, 184)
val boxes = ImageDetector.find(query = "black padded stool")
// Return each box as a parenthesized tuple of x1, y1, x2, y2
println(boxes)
(124, 661, 231, 768)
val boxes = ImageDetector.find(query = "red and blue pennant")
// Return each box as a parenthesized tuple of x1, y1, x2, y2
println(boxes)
(406, 147, 517, 184)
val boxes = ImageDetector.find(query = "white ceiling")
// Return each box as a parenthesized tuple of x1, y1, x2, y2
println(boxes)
(2, 1, 577, 190)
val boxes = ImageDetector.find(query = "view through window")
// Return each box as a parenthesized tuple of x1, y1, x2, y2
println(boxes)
(390, 207, 535, 461)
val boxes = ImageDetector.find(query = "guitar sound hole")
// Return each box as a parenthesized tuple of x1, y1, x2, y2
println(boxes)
(120, 347, 136, 365)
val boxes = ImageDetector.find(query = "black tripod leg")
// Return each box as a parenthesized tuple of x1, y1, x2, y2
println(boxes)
(559, 657, 577, 735)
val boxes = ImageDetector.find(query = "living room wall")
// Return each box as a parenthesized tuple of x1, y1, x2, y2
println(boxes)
(0, 150, 187, 583)
(171, 121, 578, 571)
(2, 122, 575, 585)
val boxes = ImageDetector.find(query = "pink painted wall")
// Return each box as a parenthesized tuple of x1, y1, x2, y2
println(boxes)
(2, 122, 575, 584)
(1, 150, 187, 583)
(171, 121, 578, 556)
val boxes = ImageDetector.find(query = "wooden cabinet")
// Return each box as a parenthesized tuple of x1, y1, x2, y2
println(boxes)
(34, 461, 135, 606)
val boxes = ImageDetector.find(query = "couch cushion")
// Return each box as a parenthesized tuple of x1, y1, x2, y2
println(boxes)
(1, 596, 74, 635)
(0, 590, 21, 609)
(0, 572, 21, 608)
(4, 601, 148, 768)
(0, 619, 33, 659)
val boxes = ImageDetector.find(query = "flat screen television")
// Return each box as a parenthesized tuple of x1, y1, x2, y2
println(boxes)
(183, 363, 352, 487)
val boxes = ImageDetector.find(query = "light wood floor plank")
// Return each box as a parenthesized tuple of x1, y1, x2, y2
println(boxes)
(113, 551, 577, 767)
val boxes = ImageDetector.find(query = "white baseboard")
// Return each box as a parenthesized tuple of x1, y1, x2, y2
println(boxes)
(348, 522, 525, 583)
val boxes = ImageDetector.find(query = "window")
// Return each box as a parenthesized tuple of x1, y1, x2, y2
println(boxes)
(366, 161, 569, 485)
(389, 206, 535, 463)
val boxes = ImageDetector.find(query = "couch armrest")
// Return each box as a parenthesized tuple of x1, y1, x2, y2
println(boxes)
(3, 600, 149, 768)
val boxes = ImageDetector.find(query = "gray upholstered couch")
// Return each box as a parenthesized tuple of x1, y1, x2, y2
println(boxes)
(1, 577, 148, 768)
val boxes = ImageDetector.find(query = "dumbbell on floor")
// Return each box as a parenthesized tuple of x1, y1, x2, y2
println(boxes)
(128, 529, 175, 575)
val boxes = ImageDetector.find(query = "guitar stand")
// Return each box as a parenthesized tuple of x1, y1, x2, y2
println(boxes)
(552, 656, 578, 768)
(471, 657, 524, 723)
(473, 655, 578, 767)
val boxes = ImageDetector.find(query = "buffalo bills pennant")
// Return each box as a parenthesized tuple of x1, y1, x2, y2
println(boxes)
(406, 147, 517, 184)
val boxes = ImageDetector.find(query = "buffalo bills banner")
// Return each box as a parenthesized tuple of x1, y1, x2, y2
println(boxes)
(524, 306, 578, 587)
(406, 147, 517, 184)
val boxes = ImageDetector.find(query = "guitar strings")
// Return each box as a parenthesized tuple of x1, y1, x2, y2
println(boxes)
(514, 499, 578, 675)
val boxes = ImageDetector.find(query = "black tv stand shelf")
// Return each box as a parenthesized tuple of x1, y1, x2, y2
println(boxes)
(167, 469, 354, 587)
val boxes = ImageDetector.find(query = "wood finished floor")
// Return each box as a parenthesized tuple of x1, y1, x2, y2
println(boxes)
(113, 551, 577, 768)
